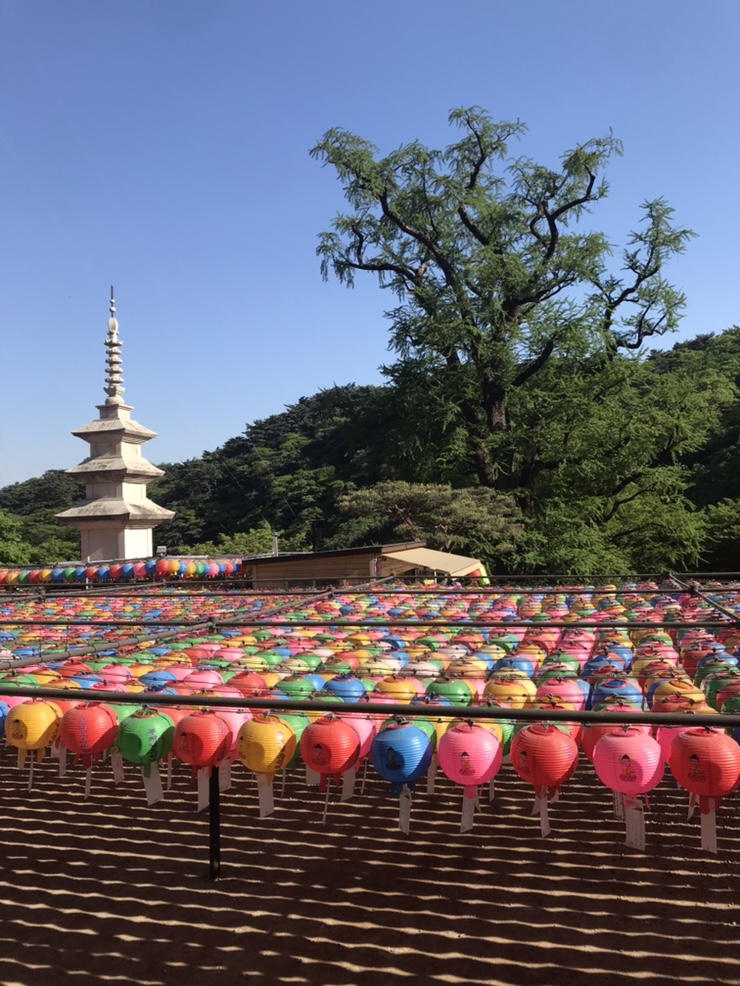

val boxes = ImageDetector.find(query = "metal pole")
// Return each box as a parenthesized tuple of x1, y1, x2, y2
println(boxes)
(209, 768, 220, 882)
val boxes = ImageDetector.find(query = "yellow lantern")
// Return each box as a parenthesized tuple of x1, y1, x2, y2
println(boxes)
(236, 714, 296, 780)
(6, 699, 62, 762)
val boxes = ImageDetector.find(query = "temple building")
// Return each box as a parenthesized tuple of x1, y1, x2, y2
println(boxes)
(56, 291, 174, 561)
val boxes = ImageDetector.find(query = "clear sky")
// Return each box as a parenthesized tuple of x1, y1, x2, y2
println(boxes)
(1, 0, 738, 487)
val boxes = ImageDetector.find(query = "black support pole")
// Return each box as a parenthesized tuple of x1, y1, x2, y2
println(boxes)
(209, 768, 221, 882)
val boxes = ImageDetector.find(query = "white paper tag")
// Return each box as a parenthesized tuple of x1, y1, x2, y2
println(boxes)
(539, 797, 551, 838)
(305, 766, 321, 787)
(50, 740, 61, 760)
(197, 767, 210, 812)
(426, 760, 437, 795)
(461, 793, 476, 833)
(624, 798, 646, 851)
(256, 773, 275, 817)
(143, 763, 164, 806)
(84, 767, 92, 801)
(58, 745, 68, 778)
(110, 749, 125, 784)
(399, 785, 412, 835)
(341, 766, 357, 802)
(614, 790, 625, 820)
(701, 801, 718, 854)
(218, 759, 232, 793)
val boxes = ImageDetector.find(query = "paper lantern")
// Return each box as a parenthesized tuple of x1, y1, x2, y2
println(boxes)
(669, 728, 740, 809)
(510, 723, 578, 835)
(236, 713, 296, 779)
(117, 707, 176, 772)
(592, 727, 664, 798)
(299, 715, 360, 791)
(668, 727, 740, 852)
(370, 718, 432, 795)
(437, 721, 502, 799)
(59, 701, 120, 768)
(173, 710, 231, 774)
(6, 699, 62, 763)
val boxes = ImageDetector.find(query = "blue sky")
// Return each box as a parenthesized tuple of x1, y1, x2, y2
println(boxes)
(1, 0, 738, 486)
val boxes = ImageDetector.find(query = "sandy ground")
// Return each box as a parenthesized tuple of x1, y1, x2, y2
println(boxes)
(0, 740, 738, 986)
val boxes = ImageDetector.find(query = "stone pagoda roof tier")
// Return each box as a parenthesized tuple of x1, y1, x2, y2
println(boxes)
(57, 498, 175, 524)
(66, 456, 165, 480)
(71, 411, 158, 445)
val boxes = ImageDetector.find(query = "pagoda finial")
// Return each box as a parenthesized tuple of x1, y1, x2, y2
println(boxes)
(104, 287, 125, 405)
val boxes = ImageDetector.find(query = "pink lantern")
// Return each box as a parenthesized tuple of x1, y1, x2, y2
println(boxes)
(592, 726, 664, 798)
(437, 720, 502, 800)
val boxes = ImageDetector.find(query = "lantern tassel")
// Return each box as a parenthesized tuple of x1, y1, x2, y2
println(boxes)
(27, 754, 34, 793)
(360, 757, 369, 796)
(280, 767, 287, 799)
(166, 755, 173, 791)
(84, 767, 92, 801)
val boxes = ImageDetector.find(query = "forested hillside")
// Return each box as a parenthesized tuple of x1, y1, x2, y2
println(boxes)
(0, 328, 738, 573)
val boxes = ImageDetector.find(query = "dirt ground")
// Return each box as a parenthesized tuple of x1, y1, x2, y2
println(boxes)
(0, 741, 738, 986)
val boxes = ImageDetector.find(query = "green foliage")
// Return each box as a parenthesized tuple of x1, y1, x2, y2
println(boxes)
(313, 107, 694, 491)
(0, 510, 31, 565)
(336, 481, 525, 572)
(699, 500, 740, 572)
(0, 470, 83, 515)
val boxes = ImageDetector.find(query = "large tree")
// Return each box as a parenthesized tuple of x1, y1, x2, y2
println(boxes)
(312, 108, 694, 492)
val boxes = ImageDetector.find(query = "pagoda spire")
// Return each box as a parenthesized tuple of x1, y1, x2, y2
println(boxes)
(104, 286, 125, 405)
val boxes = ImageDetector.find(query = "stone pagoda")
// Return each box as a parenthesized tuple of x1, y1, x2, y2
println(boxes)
(57, 291, 175, 561)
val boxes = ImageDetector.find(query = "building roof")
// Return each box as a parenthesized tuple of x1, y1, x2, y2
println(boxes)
(381, 546, 483, 577)
(244, 542, 425, 566)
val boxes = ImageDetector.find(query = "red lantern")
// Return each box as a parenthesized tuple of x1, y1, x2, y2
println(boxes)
(668, 727, 740, 852)
(299, 715, 360, 791)
(173, 710, 231, 775)
(59, 702, 120, 769)
(510, 723, 578, 835)
(669, 727, 740, 810)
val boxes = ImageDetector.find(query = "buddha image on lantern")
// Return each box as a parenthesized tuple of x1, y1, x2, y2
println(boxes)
(459, 751, 475, 776)
(517, 748, 530, 776)
(687, 753, 705, 783)
(385, 746, 401, 771)
(312, 744, 327, 767)
(619, 754, 637, 783)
